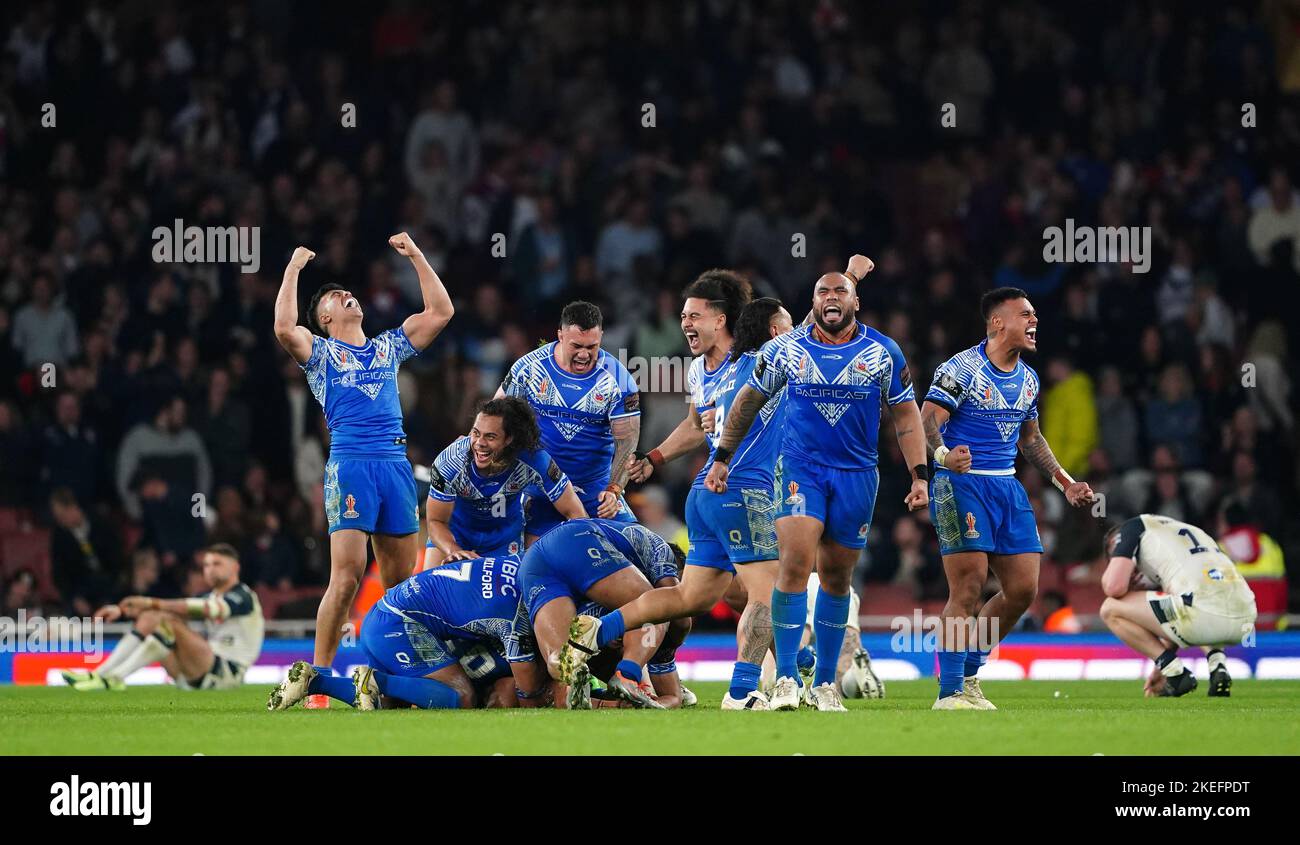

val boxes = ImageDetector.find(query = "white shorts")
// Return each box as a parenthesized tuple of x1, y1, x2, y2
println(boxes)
(1146, 591, 1256, 649)
(806, 572, 861, 633)
(175, 655, 247, 691)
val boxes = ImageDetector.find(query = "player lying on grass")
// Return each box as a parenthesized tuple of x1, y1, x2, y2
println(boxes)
(921, 287, 1094, 710)
(274, 233, 453, 706)
(65, 544, 264, 691)
(573, 284, 797, 711)
(497, 301, 641, 542)
(519, 518, 688, 709)
(424, 397, 586, 570)
(1099, 514, 1258, 698)
(269, 553, 552, 711)
(757, 571, 884, 701)
(704, 255, 930, 712)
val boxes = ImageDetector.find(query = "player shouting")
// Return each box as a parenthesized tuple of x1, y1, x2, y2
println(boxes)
(496, 301, 640, 543)
(273, 233, 453, 705)
(921, 287, 1093, 710)
(424, 397, 587, 569)
(705, 256, 930, 712)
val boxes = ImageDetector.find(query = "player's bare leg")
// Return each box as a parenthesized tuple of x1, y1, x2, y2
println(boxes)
(1100, 593, 1198, 697)
(768, 515, 822, 709)
(533, 596, 580, 683)
(579, 567, 668, 708)
(959, 551, 1039, 707)
(315, 529, 369, 667)
(934, 550, 989, 709)
(147, 615, 218, 684)
(371, 532, 419, 588)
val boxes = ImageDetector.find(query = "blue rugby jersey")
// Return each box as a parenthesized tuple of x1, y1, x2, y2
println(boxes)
(924, 340, 1040, 473)
(748, 323, 913, 471)
(300, 328, 419, 460)
(691, 351, 785, 489)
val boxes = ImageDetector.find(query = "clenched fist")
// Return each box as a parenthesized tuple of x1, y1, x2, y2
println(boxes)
(289, 246, 316, 269)
(388, 232, 421, 257)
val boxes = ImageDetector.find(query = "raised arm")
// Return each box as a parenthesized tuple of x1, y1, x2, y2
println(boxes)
(1018, 418, 1093, 507)
(274, 246, 317, 363)
(391, 232, 454, 351)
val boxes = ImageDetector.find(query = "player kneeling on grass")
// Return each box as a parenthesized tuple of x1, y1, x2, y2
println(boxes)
(523, 518, 688, 709)
(758, 571, 884, 701)
(269, 553, 551, 711)
(65, 544, 264, 691)
(1099, 514, 1257, 698)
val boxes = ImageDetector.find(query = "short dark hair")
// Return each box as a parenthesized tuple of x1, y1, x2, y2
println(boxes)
(49, 487, 79, 509)
(308, 283, 344, 337)
(683, 269, 752, 338)
(202, 543, 241, 563)
(559, 300, 603, 331)
(476, 396, 542, 463)
(980, 287, 1029, 322)
(730, 297, 785, 360)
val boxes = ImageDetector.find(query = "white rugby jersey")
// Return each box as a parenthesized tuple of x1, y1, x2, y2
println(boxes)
(200, 582, 265, 668)
(1114, 515, 1257, 618)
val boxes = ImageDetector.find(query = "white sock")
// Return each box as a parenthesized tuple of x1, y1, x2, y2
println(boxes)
(1207, 650, 1227, 672)
(100, 633, 173, 681)
(1159, 656, 1186, 678)
(93, 630, 144, 678)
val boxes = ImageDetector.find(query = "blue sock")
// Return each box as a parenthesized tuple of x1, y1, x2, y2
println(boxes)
(771, 589, 807, 684)
(812, 589, 851, 687)
(615, 659, 642, 683)
(938, 651, 967, 698)
(596, 610, 626, 649)
(373, 671, 461, 709)
(307, 667, 357, 706)
(965, 649, 989, 677)
(728, 661, 761, 700)
(796, 644, 817, 672)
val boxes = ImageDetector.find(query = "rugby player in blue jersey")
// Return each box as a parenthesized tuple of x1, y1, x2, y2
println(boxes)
(273, 234, 453, 705)
(268, 553, 551, 711)
(424, 396, 587, 569)
(705, 255, 931, 711)
(497, 302, 640, 542)
(558, 284, 796, 711)
(921, 287, 1093, 709)
(519, 518, 685, 708)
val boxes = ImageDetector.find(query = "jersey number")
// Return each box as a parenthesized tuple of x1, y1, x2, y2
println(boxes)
(1178, 528, 1209, 555)
(432, 561, 473, 581)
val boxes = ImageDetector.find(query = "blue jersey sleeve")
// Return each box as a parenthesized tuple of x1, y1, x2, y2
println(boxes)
(522, 447, 570, 502)
(375, 326, 419, 366)
(748, 337, 789, 397)
(881, 335, 915, 406)
(925, 357, 968, 413)
(606, 354, 641, 419)
(428, 438, 467, 503)
(300, 336, 328, 402)
(1024, 366, 1040, 421)
(500, 354, 529, 398)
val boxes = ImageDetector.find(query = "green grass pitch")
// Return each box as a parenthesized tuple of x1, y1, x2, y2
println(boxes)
(3, 680, 1298, 755)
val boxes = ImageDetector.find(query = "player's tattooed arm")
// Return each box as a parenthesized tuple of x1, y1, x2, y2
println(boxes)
(891, 400, 930, 511)
(274, 246, 316, 363)
(1019, 419, 1094, 506)
(920, 401, 949, 455)
(600, 415, 640, 517)
(628, 405, 706, 483)
(704, 385, 769, 492)
(393, 232, 455, 350)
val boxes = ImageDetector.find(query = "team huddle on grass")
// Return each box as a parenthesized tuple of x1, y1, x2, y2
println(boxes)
(68, 232, 1259, 711)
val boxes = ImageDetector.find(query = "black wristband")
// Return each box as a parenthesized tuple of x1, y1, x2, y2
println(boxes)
(912, 464, 929, 482)
(713, 446, 733, 465)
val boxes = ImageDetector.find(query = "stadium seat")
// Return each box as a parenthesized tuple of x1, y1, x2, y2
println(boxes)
(0, 507, 24, 536)
(859, 583, 917, 617)
(1065, 583, 1108, 617)
(0, 529, 56, 602)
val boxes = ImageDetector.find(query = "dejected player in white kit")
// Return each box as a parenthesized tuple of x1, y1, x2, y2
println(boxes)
(1099, 514, 1258, 698)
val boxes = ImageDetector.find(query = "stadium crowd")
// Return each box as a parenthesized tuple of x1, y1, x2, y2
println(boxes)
(0, 0, 1296, 623)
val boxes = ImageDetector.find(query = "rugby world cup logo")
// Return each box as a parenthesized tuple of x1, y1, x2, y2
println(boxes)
(343, 494, 360, 519)
(785, 481, 804, 507)
(963, 511, 980, 539)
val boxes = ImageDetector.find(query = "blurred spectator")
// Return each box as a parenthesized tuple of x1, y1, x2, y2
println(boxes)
(1247, 166, 1300, 273)
(1041, 357, 1097, 478)
(116, 396, 211, 520)
(11, 274, 78, 369)
(1, 570, 43, 618)
(1096, 367, 1139, 470)
(1040, 590, 1083, 633)
(48, 488, 120, 616)
(629, 485, 687, 551)
(1144, 364, 1205, 468)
